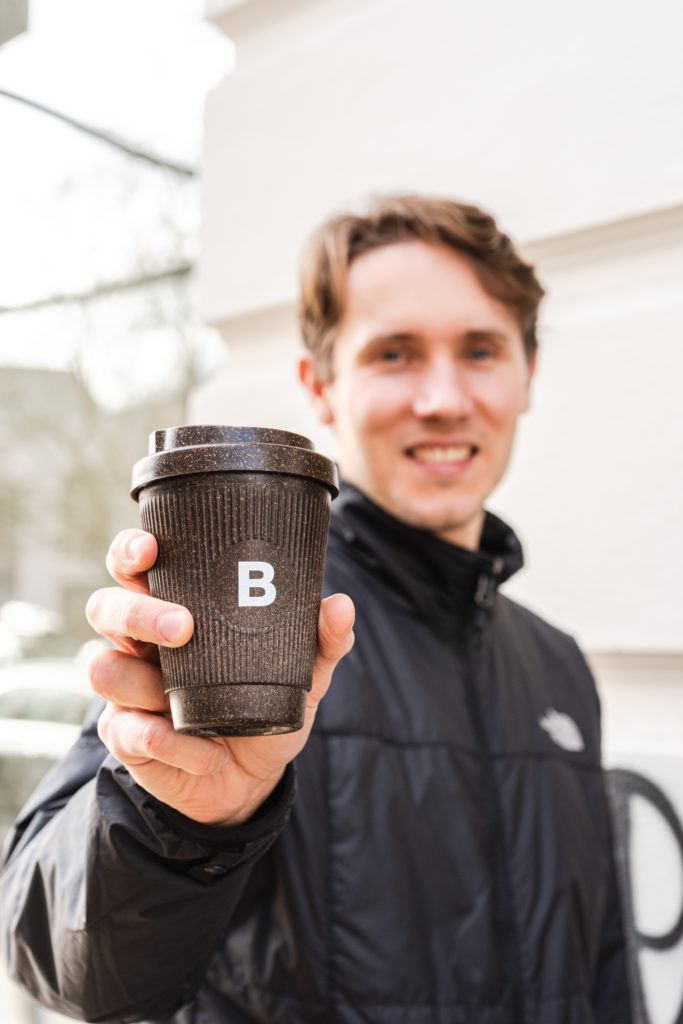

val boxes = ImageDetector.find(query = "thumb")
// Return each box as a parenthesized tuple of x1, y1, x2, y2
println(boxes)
(317, 593, 355, 667)
(306, 594, 355, 711)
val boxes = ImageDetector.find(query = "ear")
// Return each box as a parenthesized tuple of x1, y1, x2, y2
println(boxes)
(298, 355, 336, 425)
(520, 348, 538, 413)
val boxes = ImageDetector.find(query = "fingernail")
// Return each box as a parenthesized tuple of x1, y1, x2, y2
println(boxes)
(159, 610, 187, 643)
(126, 535, 146, 563)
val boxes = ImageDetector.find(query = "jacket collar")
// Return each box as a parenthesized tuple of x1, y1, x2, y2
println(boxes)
(329, 479, 524, 625)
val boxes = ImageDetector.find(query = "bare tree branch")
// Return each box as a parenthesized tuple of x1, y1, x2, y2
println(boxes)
(0, 263, 194, 314)
(0, 88, 197, 176)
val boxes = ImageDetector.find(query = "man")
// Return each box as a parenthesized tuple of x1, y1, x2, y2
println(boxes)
(1, 195, 631, 1022)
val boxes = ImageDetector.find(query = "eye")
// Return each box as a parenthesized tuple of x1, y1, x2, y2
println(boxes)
(468, 346, 495, 361)
(378, 348, 408, 363)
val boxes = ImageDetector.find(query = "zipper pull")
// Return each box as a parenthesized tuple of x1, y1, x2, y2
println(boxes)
(474, 573, 497, 609)
(474, 558, 504, 610)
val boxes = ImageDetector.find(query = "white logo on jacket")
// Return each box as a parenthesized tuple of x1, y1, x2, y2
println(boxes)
(538, 708, 585, 752)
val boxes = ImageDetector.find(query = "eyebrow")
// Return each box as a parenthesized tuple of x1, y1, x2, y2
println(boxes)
(362, 331, 416, 348)
(362, 328, 510, 348)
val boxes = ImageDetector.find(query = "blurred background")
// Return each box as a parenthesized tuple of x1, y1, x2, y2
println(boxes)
(1, 0, 682, 1021)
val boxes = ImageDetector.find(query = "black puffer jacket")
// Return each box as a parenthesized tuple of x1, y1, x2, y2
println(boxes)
(1, 481, 631, 1024)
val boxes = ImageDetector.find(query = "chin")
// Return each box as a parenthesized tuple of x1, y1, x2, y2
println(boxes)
(400, 493, 482, 534)
(396, 499, 464, 531)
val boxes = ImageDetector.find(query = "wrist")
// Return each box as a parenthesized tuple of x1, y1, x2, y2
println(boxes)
(144, 765, 297, 860)
(207, 770, 286, 827)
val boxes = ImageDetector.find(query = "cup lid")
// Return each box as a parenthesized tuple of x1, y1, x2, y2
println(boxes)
(131, 424, 339, 500)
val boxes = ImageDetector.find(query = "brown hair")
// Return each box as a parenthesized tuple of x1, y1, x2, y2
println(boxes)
(298, 194, 545, 380)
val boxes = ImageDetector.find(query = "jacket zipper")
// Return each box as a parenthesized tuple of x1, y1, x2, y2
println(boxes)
(463, 570, 529, 1024)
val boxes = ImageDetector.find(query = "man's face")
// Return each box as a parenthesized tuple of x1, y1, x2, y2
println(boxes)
(299, 240, 536, 550)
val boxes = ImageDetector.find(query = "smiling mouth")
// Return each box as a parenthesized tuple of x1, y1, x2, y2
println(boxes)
(405, 444, 478, 464)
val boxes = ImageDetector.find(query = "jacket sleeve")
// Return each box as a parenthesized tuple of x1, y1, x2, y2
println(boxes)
(0, 697, 296, 1023)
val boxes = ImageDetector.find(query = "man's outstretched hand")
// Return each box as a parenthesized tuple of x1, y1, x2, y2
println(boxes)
(85, 529, 355, 826)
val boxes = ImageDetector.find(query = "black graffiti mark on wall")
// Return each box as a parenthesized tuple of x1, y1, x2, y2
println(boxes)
(608, 769, 683, 1024)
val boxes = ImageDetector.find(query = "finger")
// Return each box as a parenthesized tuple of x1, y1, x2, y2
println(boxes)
(110, 638, 161, 664)
(307, 593, 355, 709)
(98, 704, 228, 777)
(90, 634, 160, 663)
(85, 587, 194, 649)
(88, 647, 169, 712)
(105, 529, 158, 594)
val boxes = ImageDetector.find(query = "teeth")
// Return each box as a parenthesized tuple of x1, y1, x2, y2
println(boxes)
(411, 445, 473, 463)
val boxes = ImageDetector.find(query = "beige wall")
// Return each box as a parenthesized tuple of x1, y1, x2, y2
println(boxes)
(201, 0, 683, 319)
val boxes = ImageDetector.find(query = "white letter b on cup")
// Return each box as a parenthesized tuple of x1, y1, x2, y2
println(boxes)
(238, 561, 276, 607)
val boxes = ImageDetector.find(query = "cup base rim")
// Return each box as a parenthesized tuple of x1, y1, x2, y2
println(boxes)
(178, 720, 300, 738)
(168, 683, 307, 738)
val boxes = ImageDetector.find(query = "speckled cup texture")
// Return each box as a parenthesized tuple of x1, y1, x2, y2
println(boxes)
(131, 426, 338, 737)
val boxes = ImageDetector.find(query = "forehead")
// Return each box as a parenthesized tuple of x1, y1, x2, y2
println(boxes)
(341, 240, 519, 338)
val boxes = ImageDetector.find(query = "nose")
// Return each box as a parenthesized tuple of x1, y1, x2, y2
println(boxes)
(411, 356, 475, 419)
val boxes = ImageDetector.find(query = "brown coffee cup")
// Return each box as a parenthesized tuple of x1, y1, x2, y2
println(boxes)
(131, 425, 338, 736)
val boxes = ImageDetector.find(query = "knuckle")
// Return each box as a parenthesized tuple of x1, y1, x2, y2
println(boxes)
(87, 649, 106, 691)
(104, 546, 116, 580)
(118, 592, 144, 639)
(138, 718, 164, 760)
(317, 628, 349, 667)
(88, 648, 124, 697)
(105, 730, 126, 763)
(107, 724, 133, 765)
(85, 589, 106, 629)
(106, 533, 127, 576)
(105, 649, 127, 692)
(315, 644, 336, 671)
(96, 705, 113, 748)
(112, 529, 132, 559)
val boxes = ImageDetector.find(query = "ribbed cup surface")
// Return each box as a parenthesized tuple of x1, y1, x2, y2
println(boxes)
(139, 472, 332, 735)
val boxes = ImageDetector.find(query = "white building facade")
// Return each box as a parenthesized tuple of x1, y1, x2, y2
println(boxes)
(195, 2, 683, 1019)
